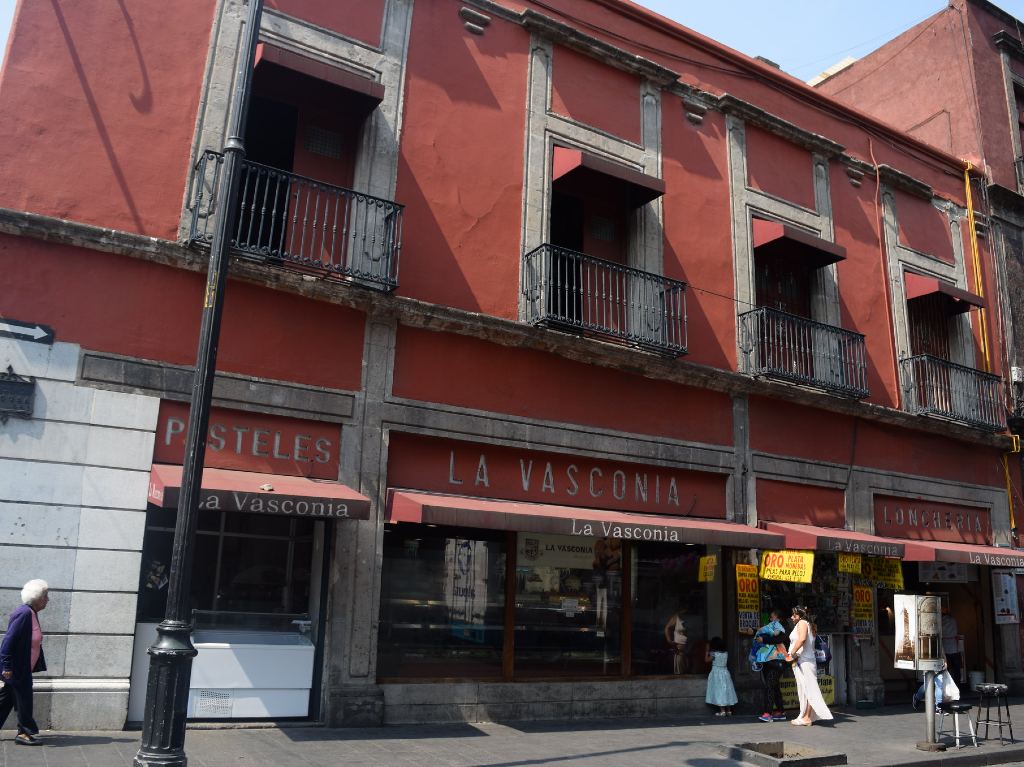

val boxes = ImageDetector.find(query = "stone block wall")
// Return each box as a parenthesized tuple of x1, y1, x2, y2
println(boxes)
(0, 338, 159, 729)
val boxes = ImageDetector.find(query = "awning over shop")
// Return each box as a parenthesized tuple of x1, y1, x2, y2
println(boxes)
(552, 146, 665, 208)
(903, 539, 1024, 568)
(751, 219, 846, 269)
(148, 464, 370, 520)
(764, 522, 905, 558)
(904, 272, 984, 314)
(387, 490, 785, 548)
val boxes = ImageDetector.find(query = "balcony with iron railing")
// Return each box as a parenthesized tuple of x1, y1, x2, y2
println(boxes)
(738, 307, 869, 398)
(187, 150, 403, 291)
(900, 354, 1005, 431)
(521, 244, 687, 357)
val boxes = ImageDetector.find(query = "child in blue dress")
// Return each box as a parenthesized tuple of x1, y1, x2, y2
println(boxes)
(705, 636, 738, 715)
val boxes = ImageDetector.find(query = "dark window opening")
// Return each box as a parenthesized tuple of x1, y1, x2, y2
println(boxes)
(137, 507, 318, 623)
(754, 250, 813, 318)
(908, 294, 952, 360)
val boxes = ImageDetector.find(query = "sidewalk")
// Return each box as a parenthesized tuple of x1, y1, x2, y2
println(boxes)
(3, 704, 1024, 767)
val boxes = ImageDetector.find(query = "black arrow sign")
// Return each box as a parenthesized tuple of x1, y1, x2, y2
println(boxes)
(0, 318, 56, 345)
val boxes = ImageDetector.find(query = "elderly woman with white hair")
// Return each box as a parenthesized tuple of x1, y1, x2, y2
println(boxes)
(0, 579, 49, 746)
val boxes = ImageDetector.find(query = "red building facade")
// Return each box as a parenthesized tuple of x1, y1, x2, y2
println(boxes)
(0, 0, 1020, 729)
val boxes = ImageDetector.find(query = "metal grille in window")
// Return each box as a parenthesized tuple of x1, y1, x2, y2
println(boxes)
(589, 215, 616, 242)
(305, 125, 342, 159)
(196, 689, 233, 717)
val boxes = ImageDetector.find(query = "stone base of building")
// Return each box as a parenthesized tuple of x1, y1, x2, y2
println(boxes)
(379, 679, 740, 724)
(30, 679, 130, 730)
(326, 684, 386, 727)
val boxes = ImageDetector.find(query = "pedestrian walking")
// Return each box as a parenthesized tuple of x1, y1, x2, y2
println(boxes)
(705, 636, 738, 715)
(750, 610, 789, 722)
(0, 579, 49, 746)
(787, 605, 833, 726)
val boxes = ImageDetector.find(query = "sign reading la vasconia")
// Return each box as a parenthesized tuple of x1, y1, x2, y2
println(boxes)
(387, 433, 729, 517)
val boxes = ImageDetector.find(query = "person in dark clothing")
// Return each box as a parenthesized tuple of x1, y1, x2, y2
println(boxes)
(751, 610, 790, 722)
(0, 579, 49, 746)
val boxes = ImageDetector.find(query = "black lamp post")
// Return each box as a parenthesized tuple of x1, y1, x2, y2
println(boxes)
(134, 0, 263, 763)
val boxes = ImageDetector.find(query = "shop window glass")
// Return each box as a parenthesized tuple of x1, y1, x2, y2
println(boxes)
(513, 533, 622, 677)
(759, 553, 846, 633)
(377, 525, 507, 679)
(630, 541, 708, 676)
(136, 508, 319, 623)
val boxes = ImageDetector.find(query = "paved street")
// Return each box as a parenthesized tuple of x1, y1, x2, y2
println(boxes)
(4, 703, 1024, 767)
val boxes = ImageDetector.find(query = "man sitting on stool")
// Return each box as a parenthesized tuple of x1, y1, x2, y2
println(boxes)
(913, 660, 957, 711)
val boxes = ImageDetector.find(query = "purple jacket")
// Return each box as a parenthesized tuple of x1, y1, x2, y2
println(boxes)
(0, 604, 46, 685)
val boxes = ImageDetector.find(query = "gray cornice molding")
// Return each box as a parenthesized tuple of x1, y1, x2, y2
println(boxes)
(519, 9, 679, 84)
(993, 29, 1024, 59)
(877, 164, 934, 200)
(717, 94, 845, 156)
(0, 206, 1011, 449)
(78, 350, 356, 422)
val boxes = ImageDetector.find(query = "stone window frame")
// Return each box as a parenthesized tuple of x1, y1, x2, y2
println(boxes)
(178, 0, 413, 241)
(519, 34, 668, 320)
(993, 30, 1024, 193)
(881, 189, 978, 374)
(724, 113, 844, 366)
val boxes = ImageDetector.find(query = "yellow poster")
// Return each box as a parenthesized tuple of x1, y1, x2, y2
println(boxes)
(862, 556, 904, 590)
(698, 554, 717, 582)
(735, 564, 760, 611)
(838, 553, 862, 574)
(852, 584, 874, 621)
(760, 550, 814, 583)
(780, 675, 835, 707)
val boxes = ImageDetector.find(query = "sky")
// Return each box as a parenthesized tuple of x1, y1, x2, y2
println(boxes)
(636, 0, 1024, 81)
(3, 1, 1024, 81)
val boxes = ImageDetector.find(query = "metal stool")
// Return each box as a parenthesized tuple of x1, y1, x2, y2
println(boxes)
(938, 701, 979, 749)
(975, 682, 1014, 745)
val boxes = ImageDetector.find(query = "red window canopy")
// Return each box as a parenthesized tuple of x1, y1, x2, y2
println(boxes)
(904, 272, 984, 314)
(148, 464, 370, 520)
(552, 147, 665, 208)
(387, 490, 784, 549)
(763, 522, 905, 558)
(255, 42, 385, 105)
(903, 539, 1024, 567)
(751, 218, 846, 269)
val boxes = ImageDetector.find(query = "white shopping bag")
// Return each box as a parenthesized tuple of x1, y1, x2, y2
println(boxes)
(940, 670, 961, 702)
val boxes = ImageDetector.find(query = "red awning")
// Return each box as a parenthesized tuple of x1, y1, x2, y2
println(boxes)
(148, 464, 370, 520)
(904, 272, 984, 314)
(387, 490, 784, 548)
(763, 522, 905, 558)
(751, 219, 846, 269)
(903, 539, 1024, 567)
(552, 147, 665, 208)
(255, 43, 385, 103)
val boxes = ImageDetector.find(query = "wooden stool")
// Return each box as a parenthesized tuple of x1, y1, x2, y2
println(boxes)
(938, 701, 979, 749)
(975, 682, 1014, 745)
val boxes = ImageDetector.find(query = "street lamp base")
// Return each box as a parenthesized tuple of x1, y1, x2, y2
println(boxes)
(133, 621, 198, 767)
(915, 741, 947, 752)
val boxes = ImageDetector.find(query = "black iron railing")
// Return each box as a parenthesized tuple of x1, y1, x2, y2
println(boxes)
(521, 244, 687, 357)
(187, 150, 403, 291)
(1016, 155, 1024, 192)
(900, 354, 1005, 431)
(738, 307, 869, 398)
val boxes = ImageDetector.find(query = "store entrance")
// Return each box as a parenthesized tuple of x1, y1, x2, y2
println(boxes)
(878, 564, 987, 704)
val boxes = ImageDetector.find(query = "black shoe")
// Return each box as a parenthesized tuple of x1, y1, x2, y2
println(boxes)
(14, 733, 40, 746)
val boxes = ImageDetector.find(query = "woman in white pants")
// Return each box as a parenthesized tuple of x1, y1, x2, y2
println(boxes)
(787, 605, 833, 726)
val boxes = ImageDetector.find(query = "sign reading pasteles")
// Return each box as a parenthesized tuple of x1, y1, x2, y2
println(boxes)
(154, 401, 340, 479)
(387, 433, 728, 518)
